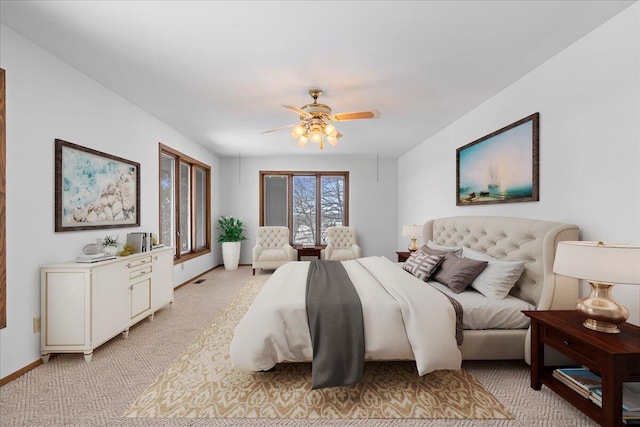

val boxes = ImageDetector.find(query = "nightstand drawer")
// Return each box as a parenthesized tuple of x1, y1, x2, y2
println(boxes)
(544, 326, 598, 365)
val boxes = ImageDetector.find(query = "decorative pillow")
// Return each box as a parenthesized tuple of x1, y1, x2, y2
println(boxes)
(432, 252, 488, 293)
(427, 240, 459, 250)
(420, 244, 462, 256)
(402, 250, 445, 281)
(427, 240, 463, 255)
(461, 246, 526, 300)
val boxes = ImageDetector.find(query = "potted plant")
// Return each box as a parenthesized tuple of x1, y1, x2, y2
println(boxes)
(101, 235, 119, 256)
(217, 216, 248, 270)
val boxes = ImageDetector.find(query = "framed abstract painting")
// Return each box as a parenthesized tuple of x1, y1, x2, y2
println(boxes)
(55, 139, 140, 231)
(456, 113, 539, 206)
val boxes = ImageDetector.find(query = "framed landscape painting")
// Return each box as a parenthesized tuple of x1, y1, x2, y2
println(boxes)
(55, 139, 140, 232)
(456, 113, 539, 206)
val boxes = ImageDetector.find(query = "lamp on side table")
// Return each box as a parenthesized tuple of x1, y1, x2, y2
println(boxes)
(402, 225, 423, 252)
(553, 241, 640, 334)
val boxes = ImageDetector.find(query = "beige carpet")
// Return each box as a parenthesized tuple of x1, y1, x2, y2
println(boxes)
(125, 277, 512, 420)
(0, 265, 598, 426)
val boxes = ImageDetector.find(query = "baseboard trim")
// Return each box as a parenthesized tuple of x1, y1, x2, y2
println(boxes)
(0, 357, 43, 387)
(2, 264, 245, 386)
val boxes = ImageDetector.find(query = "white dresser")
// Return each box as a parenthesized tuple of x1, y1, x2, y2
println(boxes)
(40, 247, 174, 362)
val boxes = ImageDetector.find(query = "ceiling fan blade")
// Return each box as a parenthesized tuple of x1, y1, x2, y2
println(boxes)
(261, 124, 295, 134)
(283, 104, 311, 118)
(332, 110, 380, 121)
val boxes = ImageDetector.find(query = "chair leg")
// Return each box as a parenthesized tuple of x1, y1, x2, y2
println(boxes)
(252, 268, 255, 276)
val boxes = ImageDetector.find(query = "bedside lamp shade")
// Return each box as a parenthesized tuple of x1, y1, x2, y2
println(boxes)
(553, 241, 640, 333)
(402, 225, 422, 252)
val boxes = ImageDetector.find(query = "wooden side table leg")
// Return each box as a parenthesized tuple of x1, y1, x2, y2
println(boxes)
(601, 357, 622, 427)
(530, 321, 543, 390)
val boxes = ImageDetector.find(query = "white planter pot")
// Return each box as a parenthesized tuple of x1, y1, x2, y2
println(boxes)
(222, 241, 241, 270)
(103, 245, 119, 256)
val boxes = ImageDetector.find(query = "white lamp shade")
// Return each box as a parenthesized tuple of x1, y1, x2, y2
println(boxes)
(402, 225, 423, 238)
(553, 241, 640, 284)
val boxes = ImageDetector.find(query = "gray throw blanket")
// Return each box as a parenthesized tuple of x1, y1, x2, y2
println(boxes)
(305, 260, 365, 389)
(440, 293, 464, 345)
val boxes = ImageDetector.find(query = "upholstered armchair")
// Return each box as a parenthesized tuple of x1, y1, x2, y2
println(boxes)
(324, 226, 361, 261)
(252, 226, 295, 275)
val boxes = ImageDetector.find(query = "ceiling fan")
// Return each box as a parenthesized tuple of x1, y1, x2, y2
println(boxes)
(262, 89, 380, 150)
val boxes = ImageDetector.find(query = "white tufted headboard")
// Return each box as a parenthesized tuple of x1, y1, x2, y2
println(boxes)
(423, 216, 580, 309)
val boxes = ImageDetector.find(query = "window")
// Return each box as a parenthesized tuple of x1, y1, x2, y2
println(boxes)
(159, 144, 211, 262)
(260, 171, 349, 246)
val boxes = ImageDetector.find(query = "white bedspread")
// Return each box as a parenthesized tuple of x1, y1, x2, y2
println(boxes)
(230, 256, 462, 376)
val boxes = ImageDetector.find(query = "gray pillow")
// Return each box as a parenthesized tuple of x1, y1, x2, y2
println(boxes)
(432, 252, 489, 293)
(402, 250, 444, 281)
(427, 240, 463, 255)
(420, 245, 459, 257)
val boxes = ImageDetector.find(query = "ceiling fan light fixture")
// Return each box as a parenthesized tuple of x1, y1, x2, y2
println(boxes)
(310, 130, 323, 143)
(292, 124, 305, 138)
(266, 88, 380, 151)
(324, 123, 336, 136)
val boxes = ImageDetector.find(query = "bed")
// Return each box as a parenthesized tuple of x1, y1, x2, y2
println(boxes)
(230, 216, 579, 378)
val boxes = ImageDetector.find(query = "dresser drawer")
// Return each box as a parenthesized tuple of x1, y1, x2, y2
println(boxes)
(126, 256, 152, 269)
(129, 265, 152, 280)
(544, 326, 598, 365)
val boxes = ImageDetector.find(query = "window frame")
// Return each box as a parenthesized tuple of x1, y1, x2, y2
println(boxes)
(159, 143, 211, 264)
(259, 170, 349, 246)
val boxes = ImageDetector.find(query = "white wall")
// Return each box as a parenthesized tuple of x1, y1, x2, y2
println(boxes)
(0, 25, 221, 379)
(219, 154, 398, 265)
(398, 4, 640, 325)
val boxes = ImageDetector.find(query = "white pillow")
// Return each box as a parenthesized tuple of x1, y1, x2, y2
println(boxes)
(427, 240, 462, 255)
(461, 246, 525, 300)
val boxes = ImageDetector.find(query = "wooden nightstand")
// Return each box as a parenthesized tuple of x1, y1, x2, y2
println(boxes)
(524, 310, 640, 427)
(293, 245, 323, 261)
(396, 251, 411, 262)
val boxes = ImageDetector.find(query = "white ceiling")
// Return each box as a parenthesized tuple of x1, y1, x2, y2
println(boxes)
(0, 1, 635, 158)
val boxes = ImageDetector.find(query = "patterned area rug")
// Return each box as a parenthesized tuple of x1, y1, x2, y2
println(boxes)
(124, 278, 513, 419)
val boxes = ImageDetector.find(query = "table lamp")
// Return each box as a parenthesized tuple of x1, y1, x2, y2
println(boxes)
(553, 241, 640, 334)
(402, 225, 423, 252)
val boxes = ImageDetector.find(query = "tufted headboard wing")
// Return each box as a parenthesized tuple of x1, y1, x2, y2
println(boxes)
(423, 216, 579, 308)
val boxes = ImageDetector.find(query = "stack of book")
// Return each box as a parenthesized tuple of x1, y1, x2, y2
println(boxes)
(75, 253, 116, 263)
(552, 367, 602, 399)
(590, 387, 640, 425)
(553, 367, 640, 424)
